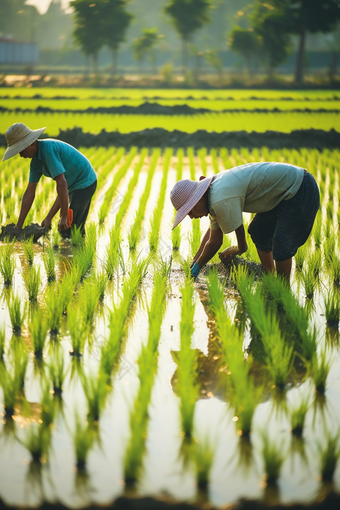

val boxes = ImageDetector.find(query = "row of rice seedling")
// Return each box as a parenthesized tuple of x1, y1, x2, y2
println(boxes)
(124, 265, 168, 484)
(171, 149, 183, 251)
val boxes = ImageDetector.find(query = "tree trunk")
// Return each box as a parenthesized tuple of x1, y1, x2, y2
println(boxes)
(92, 52, 98, 77)
(328, 51, 338, 82)
(182, 38, 188, 73)
(295, 29, 306, 84)
(111, 49, 118, 76)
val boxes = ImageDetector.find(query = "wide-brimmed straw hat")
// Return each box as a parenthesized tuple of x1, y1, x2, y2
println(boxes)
(2, 123, 46, 162)
(170, 176, 214, 230)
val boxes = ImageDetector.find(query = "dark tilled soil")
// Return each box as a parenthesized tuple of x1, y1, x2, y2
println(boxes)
(1, 492, 340, 510)
(1, 103, 339, 115)
(1, 128, 337, 150)
(0, 223, 50, 242)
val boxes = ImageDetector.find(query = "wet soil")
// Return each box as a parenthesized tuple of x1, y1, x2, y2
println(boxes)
(0, 223, 50, 243)
(2, 128, 337, 150)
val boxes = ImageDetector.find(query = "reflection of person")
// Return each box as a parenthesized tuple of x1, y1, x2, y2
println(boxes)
(2, 123, 97, 236)
(170, 162, 320, 282)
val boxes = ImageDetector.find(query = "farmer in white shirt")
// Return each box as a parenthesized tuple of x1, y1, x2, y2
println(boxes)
(170, 162, 320, 282)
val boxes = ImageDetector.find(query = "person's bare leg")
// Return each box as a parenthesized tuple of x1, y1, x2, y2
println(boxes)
(257, 249, 275, 273)
(276, 258, 292, 283)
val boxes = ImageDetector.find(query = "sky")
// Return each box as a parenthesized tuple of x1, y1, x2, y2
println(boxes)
(26, 0, 71, 14)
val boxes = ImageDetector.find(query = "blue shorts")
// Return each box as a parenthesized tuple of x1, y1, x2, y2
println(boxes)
(248, 171, 320, 262)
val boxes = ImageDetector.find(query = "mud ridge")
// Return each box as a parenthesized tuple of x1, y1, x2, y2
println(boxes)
(0, 94, 339, 101)
(1, 104, 339, 115)
(1, 127, 337, 150)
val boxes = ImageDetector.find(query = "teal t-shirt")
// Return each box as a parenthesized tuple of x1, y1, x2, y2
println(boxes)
(29, 139, 97, 193)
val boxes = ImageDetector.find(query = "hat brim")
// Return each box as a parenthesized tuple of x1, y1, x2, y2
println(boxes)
(172, 175, 214, 230)
(2, 127, 46, 162)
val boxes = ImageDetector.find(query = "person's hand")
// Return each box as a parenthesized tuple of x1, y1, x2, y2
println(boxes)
(58, 216, 68, 232)
(190, 262, 200, 279)
(41, 218, 51, 228)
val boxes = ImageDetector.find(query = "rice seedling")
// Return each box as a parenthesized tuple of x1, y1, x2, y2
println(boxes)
(29, 310, 49, 358)
(70, 224, 84, 247)
(177, 277, 199, 438)
(124, 269, 168, 484)
(42, 245, 56, 283)
(8, 294, 27, 334)
(194, 438, 215, 490)
(46, 286, 63, 335)
(171, 149, 183, 251)
(0, 365, 20, 417)
(311, 349, 332, 393)
(23, 266, 41, 302)
(48, 347, 67, 396)
(73, 412, 95, 470)
(22, 424, 51, 463)
(208, 270, 260, 436)
(294, 244, 307, 272)
(40, 384, 56, 429)
(290, 397, 309, 437)
(102, 229, 121, 280)
(67, 303, 89, 357)
(0, 328, 5, 360)
(0, 241, 16, 286)
(318, 430, 340, 481)
(78, 279, 100, 329)
(51, 226, 61, 250)
(324, 289, 340, 328)
(301, 263, 318, 300)
(80, 369, 109, 424)
(22, 236, 35, 266)
(149, 148, 172, 252)
(92, 271, 108, 302)
(11, 340, 29, 391)
(313, 213, 323, 249)
(261, 433, 285, 485)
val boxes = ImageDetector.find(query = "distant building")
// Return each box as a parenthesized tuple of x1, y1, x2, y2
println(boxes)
(0, 37, 39, 65)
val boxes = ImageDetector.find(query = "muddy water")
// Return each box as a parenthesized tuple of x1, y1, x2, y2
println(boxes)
(0, 161, 340, 508)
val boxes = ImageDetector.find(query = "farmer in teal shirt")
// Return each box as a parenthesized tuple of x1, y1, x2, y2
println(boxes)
(2, 123, 97, 235)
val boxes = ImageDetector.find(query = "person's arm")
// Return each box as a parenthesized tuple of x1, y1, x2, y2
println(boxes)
(235, 223, 248, 254)
(191, 227, 223, 277)
(55, 174, 69, 231)
(191, 228, 211, 267)
(16, 182, 37, 229)
(41, 196, 61, 228)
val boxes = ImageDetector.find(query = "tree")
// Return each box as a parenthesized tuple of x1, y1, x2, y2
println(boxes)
(70, 0, 106, 75)
(205, 50, 223, 80)
(250, 3, 292, 77)
(164, 0, 212, 71)
(101, 0, 133, 75)
(228, 26, 262, 75)
(271, 0, 340, 83)
(132, 28, 162, 73)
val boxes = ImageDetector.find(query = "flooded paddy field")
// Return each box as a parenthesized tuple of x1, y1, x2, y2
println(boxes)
(0, 144, 339, 509)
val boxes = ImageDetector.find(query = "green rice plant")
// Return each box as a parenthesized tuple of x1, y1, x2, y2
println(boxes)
(78, 279, 100, 329)
(22, 236, 35, 266)
(48, 346, 66, 396)
(0, 241, 16, 286)
(329, 253, 340, 285)
(58, 269, 78, 314)
(8, 294, 27, 334)
(73, 412, 95, 470)
(92, 271, 108, 302)
(294, 244, 307, 272)
(290, 397, 309, 437)
(46, 285, 63, 335)
(10, 340, 29, 391)
(177, 277, 199, 438)
(0, 328, 5, 360)
(80, 369, 109, 423)
(323, 234, 335, 271)
(318, 430, 340, 481)
(67, 303, 89, 357)
(194, 438, 215, 490)
(128, 149, 159, 251)
(261, 433, 285, 485)
(70, 224, 84, 247)
(324, 289, 340, 327)
(148, 148, 172, 251)
(29, 310, 49, 358)
(42, 245, 56, 283)
(40, 384, 56, 429)
(207, 270, 260, 436)
(245, 288, 294, 388)
(124, 269, 168, 484)
(301, 263, 318, 300)
(23, 266, 41, 302)
(313, 213, 323, 249)
(51, 226, 61, 250)
(261, 273, 317, 362)
(22, 424, 51, 463)
(100, 258, 149, 378)
(171, 149, 183, 251)
(102, 229, 121, 279)
(0, 365, 20, 417)
(311, 349, 332, 393)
